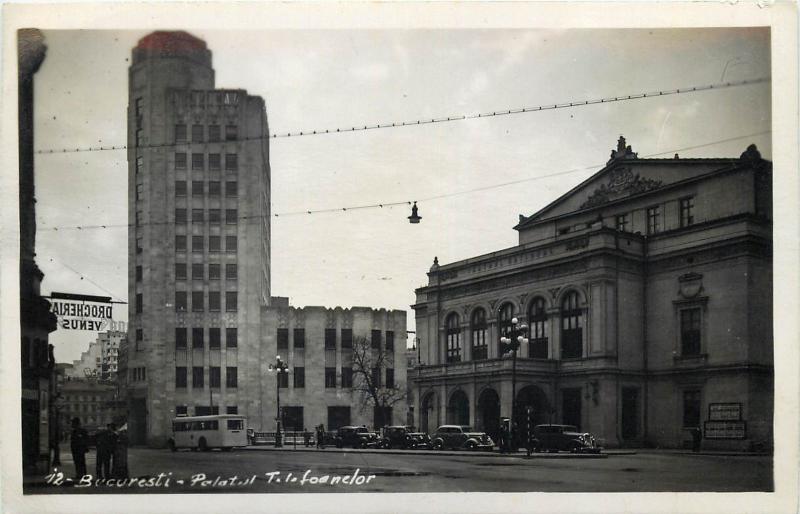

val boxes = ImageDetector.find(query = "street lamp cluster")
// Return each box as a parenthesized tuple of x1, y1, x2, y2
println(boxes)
(500, 317, 528, 451)
(268, 356, 290, 447)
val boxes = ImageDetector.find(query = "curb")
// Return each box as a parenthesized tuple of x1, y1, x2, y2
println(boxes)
(241, 446, 609, 459)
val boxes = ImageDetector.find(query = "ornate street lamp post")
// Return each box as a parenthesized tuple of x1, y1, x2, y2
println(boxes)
(268, 356, 290, 448)
(500, 317, 528, 452)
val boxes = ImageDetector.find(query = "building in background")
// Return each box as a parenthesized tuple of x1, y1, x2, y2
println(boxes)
(19, 28, 58, 474)
(58, 379, 118, 434)
(66, 330, 125, 382)
(125, 31, 407, 446)
(412, 138, 772, 451)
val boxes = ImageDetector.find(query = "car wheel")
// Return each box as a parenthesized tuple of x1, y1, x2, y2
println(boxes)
(570, 443, 581, 453)
(466, 441, 477, 451)
(168, 439, 177, 452)
(198, 437, 208, 452)
(432, 440, 443, 450)
(532, 444, 541, 453)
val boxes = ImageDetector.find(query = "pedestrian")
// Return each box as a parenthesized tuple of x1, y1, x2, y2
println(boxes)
(95, 425, 111, 480)
(303, 427, 311, 447)
(316, 424, 325, 449)
(107, 423, 119, 473)
(69, 417, 89, 479)
(50, 419, 61, 467)
(112, 424, 129, 479)
(691, 426, 702, 452)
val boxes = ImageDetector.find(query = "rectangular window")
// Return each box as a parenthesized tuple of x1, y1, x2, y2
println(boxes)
(226, 367, 238, 388)
(208, 125, 220, 142)
(680, 197, 695, 227)
(192, 291, 204, 312)
(225, 291, 238, 312)
(324, 329, 336, 349)
(192, 327, 204, 349)
(175, 208, 187, 224)
(208, 180, 221, 196)
(175, 291, 187, 312)
(226, 236, 237, 253)
(293, 328, 305, 348)
(225, 124, 238, 141)
(135, 329, 143, 351)
(647, 205, 661, 235)
(371, 330, 381, 349)
(136, 156, 144, 174)
(341, 329, 353, 348)
(209, 291, 220, 311)
(135, 266, 142, 282)
(175, 328, 187, 349)
(226, 264, 237, 280)
(209, 263, 221, 280)
(135, 183, 143, 201)
(192, 180, 204, 196)
(386, 368, 395, 388)
(175, 367, 187, 388)
(226, 328, 237, 348)
(226, 209, 238, 224)
(192, 153, 204, 171)
(176, 405, 188, 416)
(135, 293, 142, 314)
(175, 124, 187, 143)
(225, 154, 238, 171)
(209, 209, 221, 224)
(385, 331, 395, 351)
(192, 235, 204, 253)
(192, 209, 204, 224)
(683, 389, 701, 428)
(680, 308, 702, 355)
(175, 152, 187, 170)
(175, 262, 186, 280)
(136, 129, 144, 147)
(209, 153, 221, 171)
(277, 371, 288, 389)
(615, 213, 629, 232)
(192, 367, 204, 388)
(175, 180, 187, 197)
(210, 367, 221, 388)
(372, 367, 382, 388)
(175, 235, 187, 252)
(325, 368, 337, 388)
(226, 181, 238, 197)
(293, 367, 305, 388)
(192, 124, 204, 142)
(192, 263, 204, 280)
(209, 235, 221, 251)
(226, 406, 238, 415)
(341, 367, 353, 388)
(277, 328, 289, 350)
(136, 236, 143, 254)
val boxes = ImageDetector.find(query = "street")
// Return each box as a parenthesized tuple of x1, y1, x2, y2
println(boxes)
(26, 445, 772, 494)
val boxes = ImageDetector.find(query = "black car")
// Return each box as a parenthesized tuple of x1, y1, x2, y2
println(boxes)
(334, 426, 380, 449)
(380, 426, 431, 449)
(530, 424, 601, 453)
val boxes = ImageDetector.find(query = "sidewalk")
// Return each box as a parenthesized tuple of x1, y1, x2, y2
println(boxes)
(242, 445, 609, 459)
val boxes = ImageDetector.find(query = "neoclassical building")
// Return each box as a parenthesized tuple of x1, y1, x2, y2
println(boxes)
(412, 138, 773, 450)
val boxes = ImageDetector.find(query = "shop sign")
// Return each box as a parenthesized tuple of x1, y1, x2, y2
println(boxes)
(704, 420, 747, 439)
(49, 292, 113, 331)
(708, 403, 742, 421)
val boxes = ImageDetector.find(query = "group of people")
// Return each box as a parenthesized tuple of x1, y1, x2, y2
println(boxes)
(299, 425, 327, 448)
(69, 417, 128, 480)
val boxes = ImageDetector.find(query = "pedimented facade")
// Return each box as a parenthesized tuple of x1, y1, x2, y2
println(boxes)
(412, 138, 773, 450)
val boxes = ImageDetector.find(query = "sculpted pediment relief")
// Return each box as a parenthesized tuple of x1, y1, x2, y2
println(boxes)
(580, 167, 663, 209)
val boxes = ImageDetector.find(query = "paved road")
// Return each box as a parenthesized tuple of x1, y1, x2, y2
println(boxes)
(27, 446, 772, 494)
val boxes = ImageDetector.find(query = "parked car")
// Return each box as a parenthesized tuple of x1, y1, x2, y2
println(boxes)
(334, 426, 381, 449)
(380, 426, 431, 449)
(430, 425, 494, 451)
(530, 424, 600, 453)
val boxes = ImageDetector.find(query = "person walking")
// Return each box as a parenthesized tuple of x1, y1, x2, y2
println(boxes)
(691, 426, 702, 452)
(316, 424, 325, 449)
(69, 417, 89, 479)
(303, 428, 311, 447)
(95, 425, 111, 480)
(112, 424, 129, 479)
(498, 422, 508, 453)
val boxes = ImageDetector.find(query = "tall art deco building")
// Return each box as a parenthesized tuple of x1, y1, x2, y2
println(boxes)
(126, 31, 271, 445)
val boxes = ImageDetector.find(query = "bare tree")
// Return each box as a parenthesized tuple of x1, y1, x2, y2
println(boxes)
(349, 335, 406, 429)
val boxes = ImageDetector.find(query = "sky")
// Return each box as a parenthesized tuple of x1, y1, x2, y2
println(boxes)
(31, 28, 771, 363)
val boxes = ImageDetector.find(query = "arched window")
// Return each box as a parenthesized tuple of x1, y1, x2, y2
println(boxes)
(445, 313, 461, 363)
(498, 303, 515, 356)
(471, 308, 488, 360)
(561, 291, 583, 359)
(528, 297, 548, 359)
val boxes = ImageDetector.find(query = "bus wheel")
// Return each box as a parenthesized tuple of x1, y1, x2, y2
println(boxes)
(199, 437, 209, 451)
(168, 440, 177, 452)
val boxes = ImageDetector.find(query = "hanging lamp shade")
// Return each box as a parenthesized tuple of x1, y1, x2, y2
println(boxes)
(408, 202, 422, 224)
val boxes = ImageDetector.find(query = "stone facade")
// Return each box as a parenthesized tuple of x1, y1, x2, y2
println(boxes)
(412, 138, 772, 451)
(126, 31, 271, 446)
(67, 330, 124, 382)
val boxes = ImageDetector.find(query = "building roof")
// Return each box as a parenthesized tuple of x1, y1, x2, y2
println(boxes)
(133, 31, 212, 66)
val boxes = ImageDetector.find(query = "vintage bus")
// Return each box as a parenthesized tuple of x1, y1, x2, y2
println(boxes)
(168, 415, 248, 451)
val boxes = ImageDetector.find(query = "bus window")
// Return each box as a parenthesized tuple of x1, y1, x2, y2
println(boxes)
(210, 420, 219, 430)
(227, 419, 244, 430)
